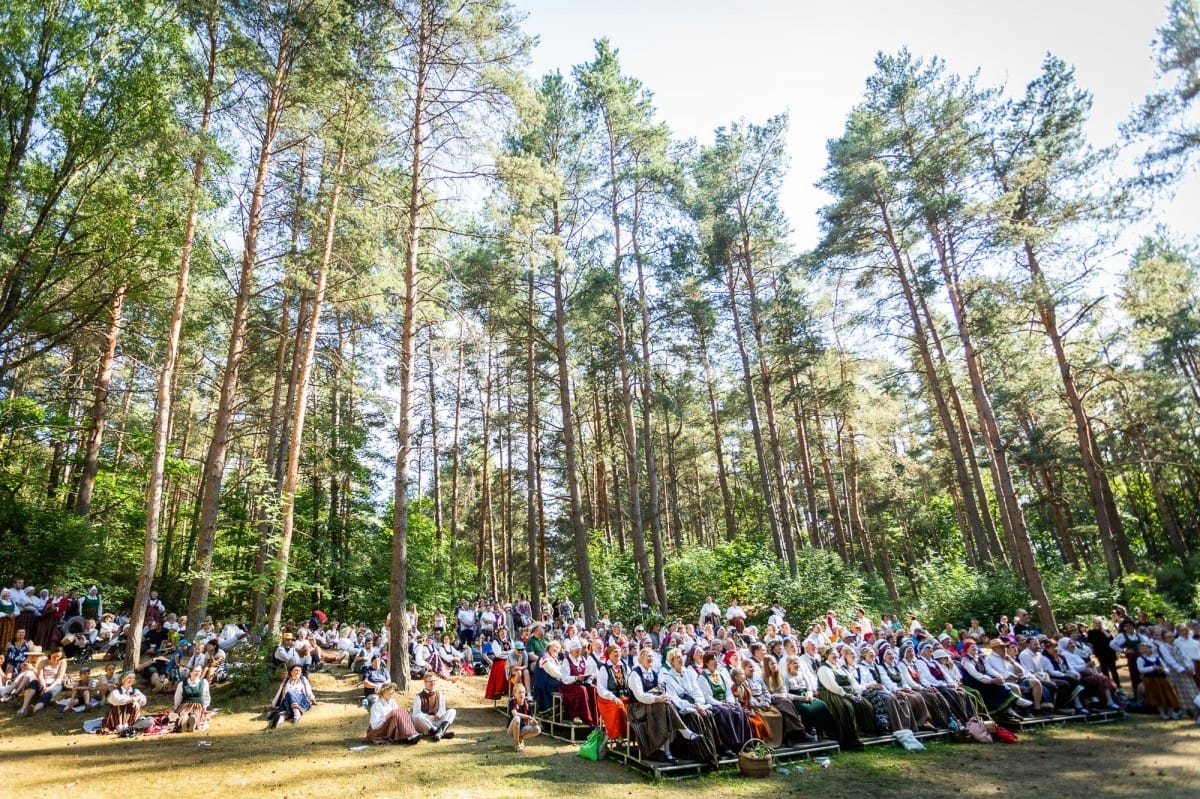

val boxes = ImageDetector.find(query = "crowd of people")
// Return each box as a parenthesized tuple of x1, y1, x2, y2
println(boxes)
(3, 576, 1198, 763)
(470, 597, 1200, 762)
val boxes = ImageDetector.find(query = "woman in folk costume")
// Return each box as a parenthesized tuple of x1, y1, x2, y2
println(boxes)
(660, 647, 721, 766)
(780, 650, 835, 739)
(1110, 620, 1147, 697)
(559, 638, 599, 726)
(899, 642, 955, 727)
(914, 643, 973, 725)
(595, 643, 630, 740)
(850, 644, 912, 733)
(761, 653, 814, 744)
(172, 664, 212, 733)
(531, 639, 562, 716)
(627, 647, 700, 763)
(1137, 640, 1183, 720)
(484, 632, 513, 700)
(815, 646, 873, 749)
(841, 646, 891, 733)
(366, 682, 421, 745)
(101, 671, 146, 734)
(877, 644, 935, 730)
(697, 650, 752, 754)
(1158, 630, 1198, 718)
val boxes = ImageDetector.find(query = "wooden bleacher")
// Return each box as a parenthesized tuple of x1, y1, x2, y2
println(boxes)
(495, 692, 1126, 780)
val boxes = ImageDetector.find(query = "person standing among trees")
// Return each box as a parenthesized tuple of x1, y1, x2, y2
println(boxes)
(456, 600, 477, 649)
(725, 599, 747, 633)
(1086, 617, 1121, 689)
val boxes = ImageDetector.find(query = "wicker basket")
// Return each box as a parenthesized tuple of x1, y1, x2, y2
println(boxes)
(737, 738, 774, 778)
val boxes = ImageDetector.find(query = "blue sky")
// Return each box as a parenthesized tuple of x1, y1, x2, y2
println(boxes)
(513, 1, 1197, 250)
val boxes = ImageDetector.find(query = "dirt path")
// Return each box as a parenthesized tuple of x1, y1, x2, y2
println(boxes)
(1, 667, 1196, 798)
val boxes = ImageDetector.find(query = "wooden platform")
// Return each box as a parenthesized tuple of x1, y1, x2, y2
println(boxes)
(497, 697, 1122, 780)
(1009, 706, 1126, 730)
(606, 736, 841, 780)
(860, 728, 949, 747)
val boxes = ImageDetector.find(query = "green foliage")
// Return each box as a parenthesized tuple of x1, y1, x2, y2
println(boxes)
(663, 534, 865, 627)
(1119, 572, 1190, 619)
(1152, 557, 1200, 615)
(908, 559, 1030, 631)
(224, 640, 280, 698)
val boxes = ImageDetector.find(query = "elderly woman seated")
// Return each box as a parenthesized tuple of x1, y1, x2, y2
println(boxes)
(627, 647, 700, 763)
(660, 647, 720, 766)
(531, 639, 563, 715)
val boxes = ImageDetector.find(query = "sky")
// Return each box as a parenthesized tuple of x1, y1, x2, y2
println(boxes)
(512, 0, 1198, 251)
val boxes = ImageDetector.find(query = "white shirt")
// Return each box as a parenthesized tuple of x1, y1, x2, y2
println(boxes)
(456, 608, 476, 629)
(699, 602, 720, 623)
(369, 695, 399, 729)
(817, 663, 862, 696)
(725, 605, 746, 622)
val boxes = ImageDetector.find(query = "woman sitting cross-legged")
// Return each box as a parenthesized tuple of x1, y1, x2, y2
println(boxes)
(507, 683, 541, 751)
(270, 664, 318, 728)
(101, 671, 147, 734)
(173, 664, 212, 733)
(366, 682, 421, 745)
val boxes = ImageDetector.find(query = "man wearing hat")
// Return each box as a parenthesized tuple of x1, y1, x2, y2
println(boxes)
(273, 631, 307, 674)
(506, 639, 530, 694)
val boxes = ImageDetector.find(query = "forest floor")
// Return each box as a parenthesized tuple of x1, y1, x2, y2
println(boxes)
(0, 664, 1197, 799)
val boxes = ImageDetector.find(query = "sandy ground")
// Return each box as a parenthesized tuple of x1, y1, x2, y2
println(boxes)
(1, 665, 1197, 799)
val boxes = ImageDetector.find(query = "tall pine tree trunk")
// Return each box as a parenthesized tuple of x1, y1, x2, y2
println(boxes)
(74, 284, 126, 516)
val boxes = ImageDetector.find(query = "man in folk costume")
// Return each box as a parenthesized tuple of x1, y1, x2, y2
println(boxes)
(412, 673, 457, 740)
(560, 639, 599, 726)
